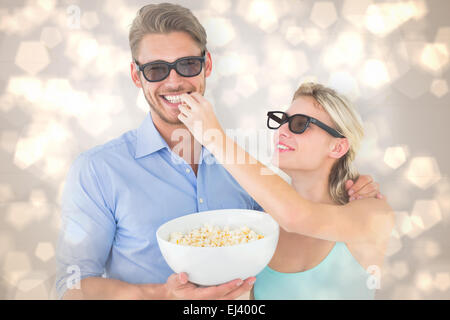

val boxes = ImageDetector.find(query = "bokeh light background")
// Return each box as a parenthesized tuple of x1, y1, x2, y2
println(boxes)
(0, 0, 449, 299)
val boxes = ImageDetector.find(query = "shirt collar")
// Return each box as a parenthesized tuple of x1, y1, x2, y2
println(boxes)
(199, 145, 214, 164)
(135, 112, 216, 163)
(135, 113, 169, 158)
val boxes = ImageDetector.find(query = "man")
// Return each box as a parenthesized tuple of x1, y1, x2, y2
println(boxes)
(56, 3, 380, 300)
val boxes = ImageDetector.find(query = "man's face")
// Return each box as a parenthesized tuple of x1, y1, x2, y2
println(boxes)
(131, 31, 212, 125)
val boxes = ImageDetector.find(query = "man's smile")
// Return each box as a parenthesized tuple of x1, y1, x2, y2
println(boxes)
(160, 91, 193, 107)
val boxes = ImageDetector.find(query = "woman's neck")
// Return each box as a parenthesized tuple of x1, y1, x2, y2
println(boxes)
(286, 168, 335, 205)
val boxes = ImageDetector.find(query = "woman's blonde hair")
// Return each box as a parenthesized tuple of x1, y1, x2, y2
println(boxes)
(292, 83, 364, 204)
(129, 3, 207, 60)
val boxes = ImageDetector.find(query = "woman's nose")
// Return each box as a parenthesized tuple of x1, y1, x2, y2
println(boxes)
(278, 122, 291, 138)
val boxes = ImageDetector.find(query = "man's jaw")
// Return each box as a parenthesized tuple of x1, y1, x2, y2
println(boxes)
(144, 90, 183, 125)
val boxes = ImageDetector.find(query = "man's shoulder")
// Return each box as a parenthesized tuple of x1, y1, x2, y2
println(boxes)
(77, 129, 137, 165)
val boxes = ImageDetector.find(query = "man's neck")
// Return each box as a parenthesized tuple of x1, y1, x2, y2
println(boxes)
(152, 116, 185, 150)
(152, 112, 202, 173)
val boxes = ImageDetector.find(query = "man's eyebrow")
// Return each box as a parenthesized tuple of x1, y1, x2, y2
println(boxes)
(140, 58, 167, 65)
(140, 53, 204, 65)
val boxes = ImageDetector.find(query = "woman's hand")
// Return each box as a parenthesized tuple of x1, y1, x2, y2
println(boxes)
(178, 92, 224, 145)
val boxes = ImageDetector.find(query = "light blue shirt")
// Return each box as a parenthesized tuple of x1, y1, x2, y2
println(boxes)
(55, 113, 263, 299)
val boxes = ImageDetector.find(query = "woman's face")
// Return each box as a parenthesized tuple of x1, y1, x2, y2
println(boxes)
(272, 96, 338, 172)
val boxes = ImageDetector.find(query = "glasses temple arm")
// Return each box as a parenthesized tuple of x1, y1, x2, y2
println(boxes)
(310, 118, 345, 138)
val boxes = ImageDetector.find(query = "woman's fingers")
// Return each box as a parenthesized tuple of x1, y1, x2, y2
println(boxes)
(190, 92, 208, 105)
(177, 112, 188, 124)
(180, 93, 200, 111)
(178, 102, 190, 115)
(189, 91, 203, 103)
(190, 92, 214, 111)
(177, 103, 191, 123)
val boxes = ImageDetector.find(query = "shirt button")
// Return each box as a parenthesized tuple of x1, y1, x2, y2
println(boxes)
(199, 198, 204, 204)
(185, 168, 191, 174)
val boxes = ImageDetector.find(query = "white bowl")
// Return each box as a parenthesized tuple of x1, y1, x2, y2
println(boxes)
(156, 209, 279, 286)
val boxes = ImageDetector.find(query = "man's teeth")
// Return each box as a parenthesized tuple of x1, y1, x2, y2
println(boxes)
(163, 95, 182, 103)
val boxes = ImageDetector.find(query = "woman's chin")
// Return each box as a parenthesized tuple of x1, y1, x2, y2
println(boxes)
(271, 156, 288, 170)
(272, 157, 301, 173)
(270, 155, 280, 168)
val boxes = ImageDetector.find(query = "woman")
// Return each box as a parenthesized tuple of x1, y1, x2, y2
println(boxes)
(177, 82, 394, 299)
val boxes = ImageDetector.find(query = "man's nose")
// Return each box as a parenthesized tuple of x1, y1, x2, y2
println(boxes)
(164, 68, 184, 85)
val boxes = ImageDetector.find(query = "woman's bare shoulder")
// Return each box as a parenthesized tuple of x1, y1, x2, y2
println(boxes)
(344, 239, 389, 271)
(345, 198, 395, 237)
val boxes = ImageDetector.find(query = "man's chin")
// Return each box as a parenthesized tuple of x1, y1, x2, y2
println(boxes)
(149, 104, 183, 125)
(157, 114, 183, 125)
(164, 109, 185, 125)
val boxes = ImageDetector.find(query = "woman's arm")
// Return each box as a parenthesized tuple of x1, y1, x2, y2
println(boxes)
(178, 93, 394, 243)
(214, 132, 394, 243)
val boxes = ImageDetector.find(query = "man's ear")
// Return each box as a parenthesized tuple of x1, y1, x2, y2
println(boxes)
(329, 138, 350, 159)
(131, 61, 143, 88)
(204, 50, 212, 78)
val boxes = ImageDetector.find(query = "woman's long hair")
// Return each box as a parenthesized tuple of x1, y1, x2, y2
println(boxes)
(292, 83, 364, 204)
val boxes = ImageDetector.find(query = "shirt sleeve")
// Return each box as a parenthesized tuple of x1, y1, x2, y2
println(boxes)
(252, 198, 265, 212)
(55, 153, 116, 299)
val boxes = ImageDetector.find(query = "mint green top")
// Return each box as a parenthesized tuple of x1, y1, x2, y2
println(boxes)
(254, 242, 375, 300)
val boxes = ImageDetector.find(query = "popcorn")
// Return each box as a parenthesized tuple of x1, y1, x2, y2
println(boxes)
(169, 223, 264, 247)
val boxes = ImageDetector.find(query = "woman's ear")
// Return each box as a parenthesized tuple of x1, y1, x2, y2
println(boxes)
(329, 138, 350, 159)
(131, 61, 143, 88)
